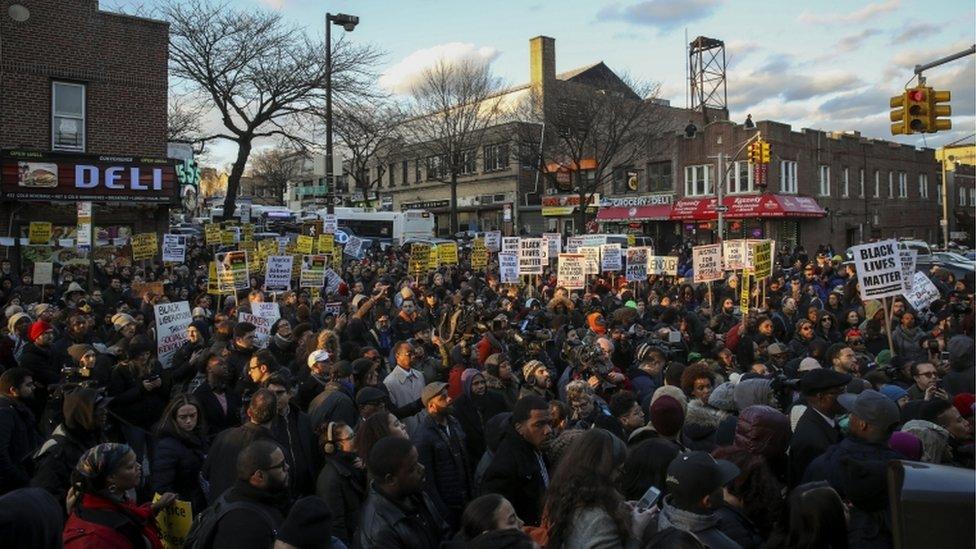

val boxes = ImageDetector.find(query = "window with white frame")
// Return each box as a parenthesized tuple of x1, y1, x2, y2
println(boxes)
(483, 143, 510, 172)
(970, 188, 976, 207)
(684, 164, 712, 196)
(842, 167, 849, 197)
(918, 174, 928, 199)
(52, 82, 85, 151)
(858, 169, 865, 198)
(780, 160, 797, 193)
(888, 172, 894, 198)
(898, 172, 907, 198)
(818, 165, 830, 196)
(874, 170, 880, 198)
(960, 186, 966, 206)
(459, 149, 477, 175)
(729, 161, 754, 194)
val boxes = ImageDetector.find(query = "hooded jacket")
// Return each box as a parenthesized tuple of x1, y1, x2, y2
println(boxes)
(0, 394, 43, 491)
(656, 495, 742, 549)
(734, 405, 791, 459)
(31, 388, 105, 506)
(453, 369, 508, 464)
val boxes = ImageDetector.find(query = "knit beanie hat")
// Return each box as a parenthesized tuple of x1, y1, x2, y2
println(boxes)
(521, 360, 546, 382)
(650, 385, 688, 415)
(649, 395, 685, 438)
(879, 384, 909, 404)
(954, 393, 975, 418)
(275, 496, 332, 548)
(111, 313, 136, 332)
(7, 312, 31, 334)
(889, 431, 924, 461)
(28, 320, 53, 343)
(4, 304, 22, 320)
(67, 344, 94, 365)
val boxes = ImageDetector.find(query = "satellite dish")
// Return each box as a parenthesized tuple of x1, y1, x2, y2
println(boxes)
(8, 4, 30, 22)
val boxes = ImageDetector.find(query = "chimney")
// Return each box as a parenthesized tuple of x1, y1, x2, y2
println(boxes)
(530, 36, 555, 88)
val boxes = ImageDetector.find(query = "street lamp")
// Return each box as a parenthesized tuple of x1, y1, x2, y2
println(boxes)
(325, 12, 359, 215)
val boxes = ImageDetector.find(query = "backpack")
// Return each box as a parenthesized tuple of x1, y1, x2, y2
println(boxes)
(183, 493, 276, 549)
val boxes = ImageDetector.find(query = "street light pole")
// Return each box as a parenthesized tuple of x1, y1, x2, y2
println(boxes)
(324, 12, 359, 215)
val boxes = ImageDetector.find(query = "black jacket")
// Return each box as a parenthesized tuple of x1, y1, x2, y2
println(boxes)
(789, 406, 840, 487)
(269, 405, 318, 497)
(316, 452, 367, 544)
(354, 484, 450, 549)
(151, 433, 208, 511)
(203, 422, 273, 503)
(0, 396, 43, 491)
(107, 361, 170, 430)
(169, 340, 209, 390)
(453, 392, 508, 465)
(307, 381, 358, 431)
(192, 382, 242, 437)
(413, 411, 472, 526)
(211, 480, 289, 549)
(480, 421, 549, 527)
(17, 343, 59, 388)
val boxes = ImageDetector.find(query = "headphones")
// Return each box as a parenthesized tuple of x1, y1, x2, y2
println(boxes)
(324, 422, 337, 455)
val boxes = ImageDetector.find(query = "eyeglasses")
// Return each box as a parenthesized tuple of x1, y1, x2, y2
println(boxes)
(800, 326, 813, 331)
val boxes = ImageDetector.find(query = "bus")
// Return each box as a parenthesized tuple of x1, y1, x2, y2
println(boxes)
(314, 207, 435, 246)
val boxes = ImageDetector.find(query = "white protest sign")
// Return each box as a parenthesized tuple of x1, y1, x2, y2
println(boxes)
(264, 255, 294, 291)
(903, 271, 941, 311)
(322, 214, 338, 234)
(625, 247, 649, 282)
(579, 234, 607, 247)
(566, 236, 584, 253)
(601, 243, 623, 272)
(344, 236, 365, 259)
(485, 231, 502, 252)
(518, 238, 545, 275)
(162, 234, 186, 263)
(502, 236, 520, 254)
(723, 239, 747, 271)
(693, 244, 723, 283)
(900, 249, 917, 291)
(557, 253, 586, 290)
(239, 302, 280, 348)
(325, 268, 345, 294)
(580, 246, 601, 275)
(499, 253, 519, 283)
(648, 256, 679, 276)
(543, 233, 562, 259)
(154, 301, 191, 369)
(33, 262, 53, 286)
(851, 239, 904, 301)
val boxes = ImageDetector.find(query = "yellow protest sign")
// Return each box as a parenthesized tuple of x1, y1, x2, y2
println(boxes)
(242, 223, 254, 242)
(131, 233, 158, 261)
(410, 243, 431, 275)
(204, 224, 221, 246)
(428, 245, 439, 269)
(751, 240, 772, 280)
(438, 242, 459, 265)
(207, 261, 232, 295)
(740, 273, 751, 315)
(28, 222, 52, 245)
(332, 247, 343, 269)
(221, 230, 238, 247)
(471, 239, 488, 270)
(239, 240, 256, 252)
(317, 234, 334, 255)
(627, 234, 636, 246)
(296, 235, 314, 255)
(153, 493, 193, 549)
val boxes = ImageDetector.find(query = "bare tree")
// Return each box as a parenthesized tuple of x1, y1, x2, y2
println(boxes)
(522, 77, 664, 228)
(332, 101, 405, 208)
(167, 92, 207, 143)
(404, 61, 505, 233)
(249, 146, 302, 205)
(163, 0, 379, 219)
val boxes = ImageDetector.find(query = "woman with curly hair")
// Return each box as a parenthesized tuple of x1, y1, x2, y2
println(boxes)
(680, 363, 730, 452)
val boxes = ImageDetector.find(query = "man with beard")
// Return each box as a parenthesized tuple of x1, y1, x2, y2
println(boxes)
(266, 319, 296, 374)
(0, 368, 43, 492)
(264, 372, 317, 497)
(17, 320, 58, 420)
(225, 322, 258, 389)
(209, 439, 291, 548)
(710, 298, 740, 334)
(413, 382, 471, 528)
(519, 360, 554, 401)
(0, 312, 31, 371)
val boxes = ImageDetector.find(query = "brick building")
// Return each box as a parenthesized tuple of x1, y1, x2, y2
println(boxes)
(0, 0, 172, 270)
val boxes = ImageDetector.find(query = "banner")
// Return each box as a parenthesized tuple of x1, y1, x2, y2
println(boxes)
(693, 244, 723, 283)
(345, 236, 365, 259)
(580, 246, 601, 275)
(296, 235, 314, 255)
(722, 239, 747, 271)
(409, 243, 431, 275)
(154, 301, 191, 369)
(903, 271, 941, 311)
(625, 247, 649, 282)
(438, 242, 459, 265)
(471, 239, 488, 270)
(751, 241, 772, 279)
(162, 234, 186, 263)
(33, 261, 53, 286)
(153, 493, 193, 549)
(851, 239, 904, 301)
(322, 214, 338, 234)
(900, 249, 918, 291)
(600, 243, 623, 272)
(300, 255, 329, 288)
(265, 255, 294, 291)
(485, 231, 502, 252)
(28, 221, 52, 245)
(518, 238, 545, 275)
(566, 236, 584, 253)
(499, 253, 519, 284)
(239, 302, 280, 348)
(648, 256, 679, 276)
(324, 302, 343, 317)
(543, 233, 562, 259)
(76, 202, 92, 250)
(215, 250, 249, 292)
(204, 224, 221, 246)
(557, 253, 586, 290)
(131, 232, 158, 261)
(502, 236, 520, 253)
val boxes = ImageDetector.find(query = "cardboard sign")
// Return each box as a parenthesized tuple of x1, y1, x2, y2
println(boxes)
(648, 256, 679, 276)
(258, 238, 278, 257)
(162, 234, 186, 263)
(471, 239, 488, 270)
(322, 214, 338, 234)
(499, 252, 519, 283)
(324, 268, 344, 295)
(851, 239, 904, 301)
(543, 233, 562, 259)
(518, 238, 545, 275)
(485, 231, 502, 252)
(600, 243, 623, 272)
(131, 281, 165, 299)
(130, 232, 158, 261)
(751, 240, 772, 279)
(344, 236, 365, 259)
(154, 301, 191, 369)
(502, 236, 520, 253)
(722, 239, 747, 271)
(566, 236, 584, 253)
(438, 242, 459, 265)
(242, 223, 254, 242)
(153, 493, 193, 549)
(204, 224, 221, 246)
(265, 255, 294, 292)
(557, 253, 586, 290)
(903, 271, 941, 311)
(900, 249, 918, 291)
(215, 250, 249, 292)
(28, 221, 52, 245)
(580, 246, 601, 275)
(324, 301, 343, 317)
(207, 261, 232, 296)
(246, 302, 281, 348)
(625, 247, 649, 282)
(409, 243, 431, 275)
(300, 255, 329, 288)
(33, 261, 53, 286)
(317, 234, 334, 255)
(296, 235, 314, 255)
(693, 244, 723, 283)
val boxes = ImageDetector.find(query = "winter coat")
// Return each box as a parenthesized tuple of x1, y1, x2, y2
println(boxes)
(307, 381, 358, 431)
(151, 433, 208, 512)
(0, 487, 64, 548)
(891, 325, 927, 362)
(413, 411, 472, 525)
(480, 421, 549, 526)
(31, 389, 104, 506)
(108, 362, 170, 430)
(354, 484, 450, 549)
(169, 340, 209, 390)
(655, 495, 741, 549)
(315, 452, 367, 544)
(562, 506, 629, 549)
(63, 493, 162, 549)
(680, 400, 730, 452)
(210, 480, 288, 549)
(483, 372, 519, 411)
(0, 395, 43, 491)
(803, 435, 903, 511)
(789, 406, 840, 487)
(202, 422, 273, 503)
(192, 382, 242, 437)
(18, 342, 59, 387)
(269, 405, 318, 497)
(715, 504, 763, 549)
(734, 405, 791, 460)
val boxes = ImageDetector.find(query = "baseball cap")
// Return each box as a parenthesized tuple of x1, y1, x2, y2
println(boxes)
(666, 451, 740, 504)
(307, 350, 330, 368)
(838, 389, 900, 430)
(798, 357, 821, 372)
(767, 343, 788, 355)
(421, 382, 448, 406)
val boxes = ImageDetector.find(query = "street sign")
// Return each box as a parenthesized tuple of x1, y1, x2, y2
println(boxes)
(715, 205, 729, 212)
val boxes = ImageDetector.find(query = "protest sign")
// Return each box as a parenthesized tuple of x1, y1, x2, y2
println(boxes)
(131, 232, 158, 261)
(345, 236, 365, 259)
(601, 243, 623, 272)
(296, 235, 314, 255)
(265, 255, 294, 291)
(499, 253, 519, 283)
(485, 231, 502, 252)
(33, 261, 53, 286)
(322, 214, 338, 234)
(625, 247, 649, 282)
(409, 243, 431, 275)
(471, 239, 488, 270)
(438, 242, 459, 265)
(76, 202, 92, 250)
(204, 224, 221, 246)
(258, 238, 278, 258)
(325, 268, 344, 294)
(300, 255, 329, 288)
(579, 234, 607, 247)
(220, 230, 236, 247)
(580, 246, 601, 275)
(740, 273, 751, 315)
(154, 301, 191, 369)
(518, 238, 545, 275)
(239, 302, 280, 348)
(722, 239, 746, 271)
(153, 493, 193, 549)
(648, 256, 679, 276)
(751, 241, 772, 279)
(317, 234, 334, 254)
(324, 302, 343, 317)
(903, 271, 941, 311)
(28, 221, 52, 245)
(566, 236, 584, 253)
(557, 253, 586, 290)
(215, 250, 249, 292)
(502, 236, 520, 253)
(900, 249, 917, 290)
(162, 234, 186, 263)
(851, 239, 904, 301)
(242, 223, 254, 242)
(543, 233, 562, 258)
(693, 244, 723, 283)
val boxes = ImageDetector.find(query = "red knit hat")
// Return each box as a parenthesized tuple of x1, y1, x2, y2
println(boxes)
(954, 393, 975, 419)
(28, 320, 53, 343)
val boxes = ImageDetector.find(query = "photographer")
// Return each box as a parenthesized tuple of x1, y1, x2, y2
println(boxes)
(107, 335, 168, 465)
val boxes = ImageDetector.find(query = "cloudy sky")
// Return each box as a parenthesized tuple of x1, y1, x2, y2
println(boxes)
(122, 0, 975, 166)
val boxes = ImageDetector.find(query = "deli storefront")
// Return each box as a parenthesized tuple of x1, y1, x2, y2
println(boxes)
(669, 193, 825, 247)
(0, 149, 177, 271)
(596, 193, 676, 251)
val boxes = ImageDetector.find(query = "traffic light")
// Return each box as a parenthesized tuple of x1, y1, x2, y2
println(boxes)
(890, 92, 908, 135)
(760, 141, 770, 164)
(929, 89, 952, 132)
(906, 87, 929, 133)
(747, 142, 757, 164)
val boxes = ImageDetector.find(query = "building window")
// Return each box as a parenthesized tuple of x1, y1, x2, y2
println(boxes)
(970, 188, 976, 207)
(459, 149, 477, 175)
(937, 182, 943, 205)
(414, 159, 421, 183)
(898, 172, 907, 198)
(52, 81, 85, 152)
(388, 163, 396, 188)
(484, 143, 510, 172)
(918, 174, 928, 199)
(874, 170, 880, 198)
(842, 167, 850, 197)
(729, 161, 755, 194)
(858, 169, 865, 198)
(684, 164, 712, 196)
(780, 160, 797, 193)
(402, 160, 409, 187)
(818, 165, 830, 196)
(520, 142, 539, 169)
(646, 161, 672, 192)
(888, 172, 894, 198)
(960, 186, 966, 206)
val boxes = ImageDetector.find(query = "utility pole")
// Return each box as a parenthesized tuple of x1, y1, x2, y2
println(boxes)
(716, 151, 725, 242)
(941, 158, 950, 247)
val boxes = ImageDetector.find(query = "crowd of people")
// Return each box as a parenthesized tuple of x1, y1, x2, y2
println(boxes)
(0, 237, 971, 548)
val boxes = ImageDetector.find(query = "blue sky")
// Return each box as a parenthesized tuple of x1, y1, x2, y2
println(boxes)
(117, 0, 976, 165)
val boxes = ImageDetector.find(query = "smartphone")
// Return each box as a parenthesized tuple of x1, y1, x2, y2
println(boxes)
(636, 485, 661, 510)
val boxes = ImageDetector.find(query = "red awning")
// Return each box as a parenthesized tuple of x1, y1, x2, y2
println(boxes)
(597, 204, 673, 222)
(669, 193, 825, 221)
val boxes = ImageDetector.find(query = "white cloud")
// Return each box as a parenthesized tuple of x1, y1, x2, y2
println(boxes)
(890, 22, 941, 44)
(379, 43, 501, 95)
(798, 0, 900, 25)
(597, 0, 723, 31)
(726, 40, 761, 63)
(258, 0, 284, 9)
